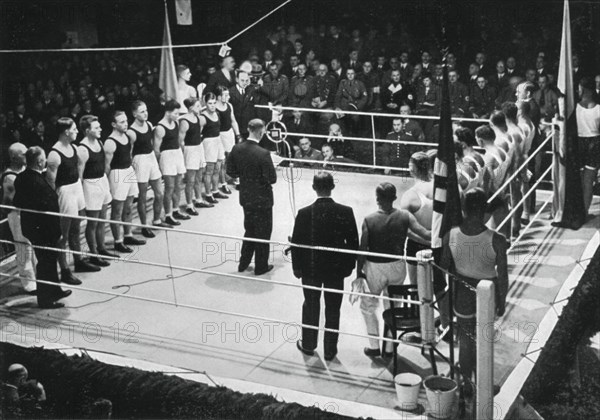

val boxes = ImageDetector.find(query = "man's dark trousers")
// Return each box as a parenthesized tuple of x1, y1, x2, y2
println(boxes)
(33, 246, 62, 305)
(240, 206, 273, 272)
(301, 275, 344, 354)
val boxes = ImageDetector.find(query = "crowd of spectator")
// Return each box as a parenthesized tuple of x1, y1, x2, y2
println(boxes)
(2, 19, 599, 170)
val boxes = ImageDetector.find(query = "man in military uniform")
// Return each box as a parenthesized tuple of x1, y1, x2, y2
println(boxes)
(334, 68, 368, 136)
(380, 108, 425, 175)
(448, 70, 469, 116)
(358, 60, 381, 111)
(288, 63, 313, 108)
(309, 64, 338, 134)
(259, 63, 289, 107)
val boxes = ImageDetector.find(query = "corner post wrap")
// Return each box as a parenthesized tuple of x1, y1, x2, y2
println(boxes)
(416, 249, 435, 344)
(476, 280, 495, 420)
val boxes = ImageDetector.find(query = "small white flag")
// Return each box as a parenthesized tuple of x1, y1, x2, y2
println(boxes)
(175, 0, 192, 25)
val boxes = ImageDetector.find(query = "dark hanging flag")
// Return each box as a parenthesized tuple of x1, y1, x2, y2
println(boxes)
(431, 54, 463, 252)
(552, 0, 585, 230)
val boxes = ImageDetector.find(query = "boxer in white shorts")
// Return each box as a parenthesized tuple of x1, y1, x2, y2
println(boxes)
(77, 115, 114, 267)
(200, 92, 228, 204)
(104, 111, 146, 253)
(179, 97, 213, 215)
(215, 86, 242, 195)
(154, 99, 190, 226)
(128, 100, 169, 237)
(46, 118, 94, 285)
(356, 183, 430, 356)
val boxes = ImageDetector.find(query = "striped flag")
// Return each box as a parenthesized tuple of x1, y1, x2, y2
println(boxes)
(431, 57, 463, 251)
(159, 2, 178, 102)
(551, 0, 585, 229)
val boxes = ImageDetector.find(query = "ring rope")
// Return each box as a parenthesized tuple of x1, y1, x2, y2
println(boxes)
(496, 163, 554, 232)
(0, 0, 293, 54)
(255, 104, 489, 123)
(0, 205, 419, 262)
(222, 0, 293, 45)
(508, 193, 554, 253)
(0, 239, 422, 305)
(0, 42, 222, 54)
(487, 131, 553, 203)
(164, 230, 178, 306)
(281, 156, 410, 172)
(285, 130, 439, 147)
(0, 272, 420, 346)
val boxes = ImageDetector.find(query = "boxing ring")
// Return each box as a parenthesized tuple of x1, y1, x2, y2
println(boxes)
(1, 0, 599, 414)
(2, 105, 599, 418)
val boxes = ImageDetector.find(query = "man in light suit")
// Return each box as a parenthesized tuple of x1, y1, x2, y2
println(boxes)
(292, 172, 359, 361)
(226, 119, 277, 275)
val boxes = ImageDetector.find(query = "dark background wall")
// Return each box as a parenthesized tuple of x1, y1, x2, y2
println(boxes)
(1, 0, 599, 68)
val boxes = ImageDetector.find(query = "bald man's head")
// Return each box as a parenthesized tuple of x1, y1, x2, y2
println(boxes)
(7, 363, 28, 385)
(8, 142, 27, 166)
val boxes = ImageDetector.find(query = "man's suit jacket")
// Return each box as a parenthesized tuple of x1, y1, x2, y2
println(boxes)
(416, 85, 441, 112)
(469, 85, 497, 117)
(488, 73, 509, 90)
(13, 169, 61, 245)
(286, 115, 315, 147)
(291, 197, 359, 280)
(398, 64, 414, 84)
(226, 140, 276, 208)
(448, 82, 469, 115)
(229, 85, 257, 135)
(206, 70, 236, 94)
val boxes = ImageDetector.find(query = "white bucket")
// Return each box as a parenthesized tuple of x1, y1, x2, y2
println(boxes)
(423, 375, 458, 419)
(394, 373, 422, 411)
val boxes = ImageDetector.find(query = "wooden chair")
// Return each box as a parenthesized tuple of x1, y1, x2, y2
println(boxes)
(382, 284, 422, 376)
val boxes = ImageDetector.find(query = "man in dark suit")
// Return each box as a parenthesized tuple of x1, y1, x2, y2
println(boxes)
(448, 70, 470, 116)
(397, 52, 413, 85)
(206, 56, 236, 95)
(489, 60, 509, 91)
(285, 110, 315, 151)
(469, 76, 497, 119)
(229, 71, 257, 139)
(292, 172, 359, 361)
(226, 119, 277, 275)
(12, 147, 72, 308)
